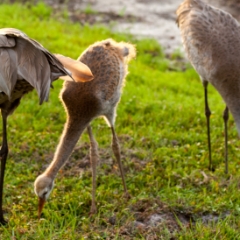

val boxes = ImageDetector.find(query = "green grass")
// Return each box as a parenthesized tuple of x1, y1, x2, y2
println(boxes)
(0, 2, 240, 239)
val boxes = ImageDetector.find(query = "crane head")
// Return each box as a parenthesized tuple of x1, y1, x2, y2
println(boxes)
(34, 174, 54, 219)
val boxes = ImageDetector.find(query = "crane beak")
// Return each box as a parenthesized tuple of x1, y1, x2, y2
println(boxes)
(54, 54, 94, 82)
(38, 197, 45, 219)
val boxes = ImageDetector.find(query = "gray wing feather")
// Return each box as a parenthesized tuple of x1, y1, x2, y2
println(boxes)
(16, 38, 52, 103)
(0, 28, 71, 104)
(0, 48, 18, 97)
(0, 34, 15, 47)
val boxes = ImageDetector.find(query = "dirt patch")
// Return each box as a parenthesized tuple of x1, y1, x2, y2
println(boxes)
(94, 198, 230, 239)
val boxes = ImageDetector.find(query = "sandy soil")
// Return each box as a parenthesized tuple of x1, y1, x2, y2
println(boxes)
(80, 0, 184, 55)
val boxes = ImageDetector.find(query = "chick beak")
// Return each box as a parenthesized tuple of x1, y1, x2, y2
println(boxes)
(38, 197, 45, 219)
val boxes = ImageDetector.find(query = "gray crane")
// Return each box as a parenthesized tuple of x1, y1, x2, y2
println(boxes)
(176, 0, 240, 173)
(0, 28, 93, 224)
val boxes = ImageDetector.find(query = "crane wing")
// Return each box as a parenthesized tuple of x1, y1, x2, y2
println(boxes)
(0, 28, 93, 104)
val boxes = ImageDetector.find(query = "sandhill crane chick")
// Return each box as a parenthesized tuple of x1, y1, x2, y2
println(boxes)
(34, 39, 136, 218)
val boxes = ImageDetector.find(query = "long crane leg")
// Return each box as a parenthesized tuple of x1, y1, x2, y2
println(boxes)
(0, 110, 9, 225)
(203, 81, 213, 171)
(110, 126, 128, 197)
(87, 126, 99, 214)
(223, 106, 229, 174)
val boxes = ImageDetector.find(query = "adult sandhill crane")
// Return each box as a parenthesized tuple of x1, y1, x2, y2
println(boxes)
(0, 28, 93, 224)
(34, 39, 136, 218)
(176, 0, 240, 173)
